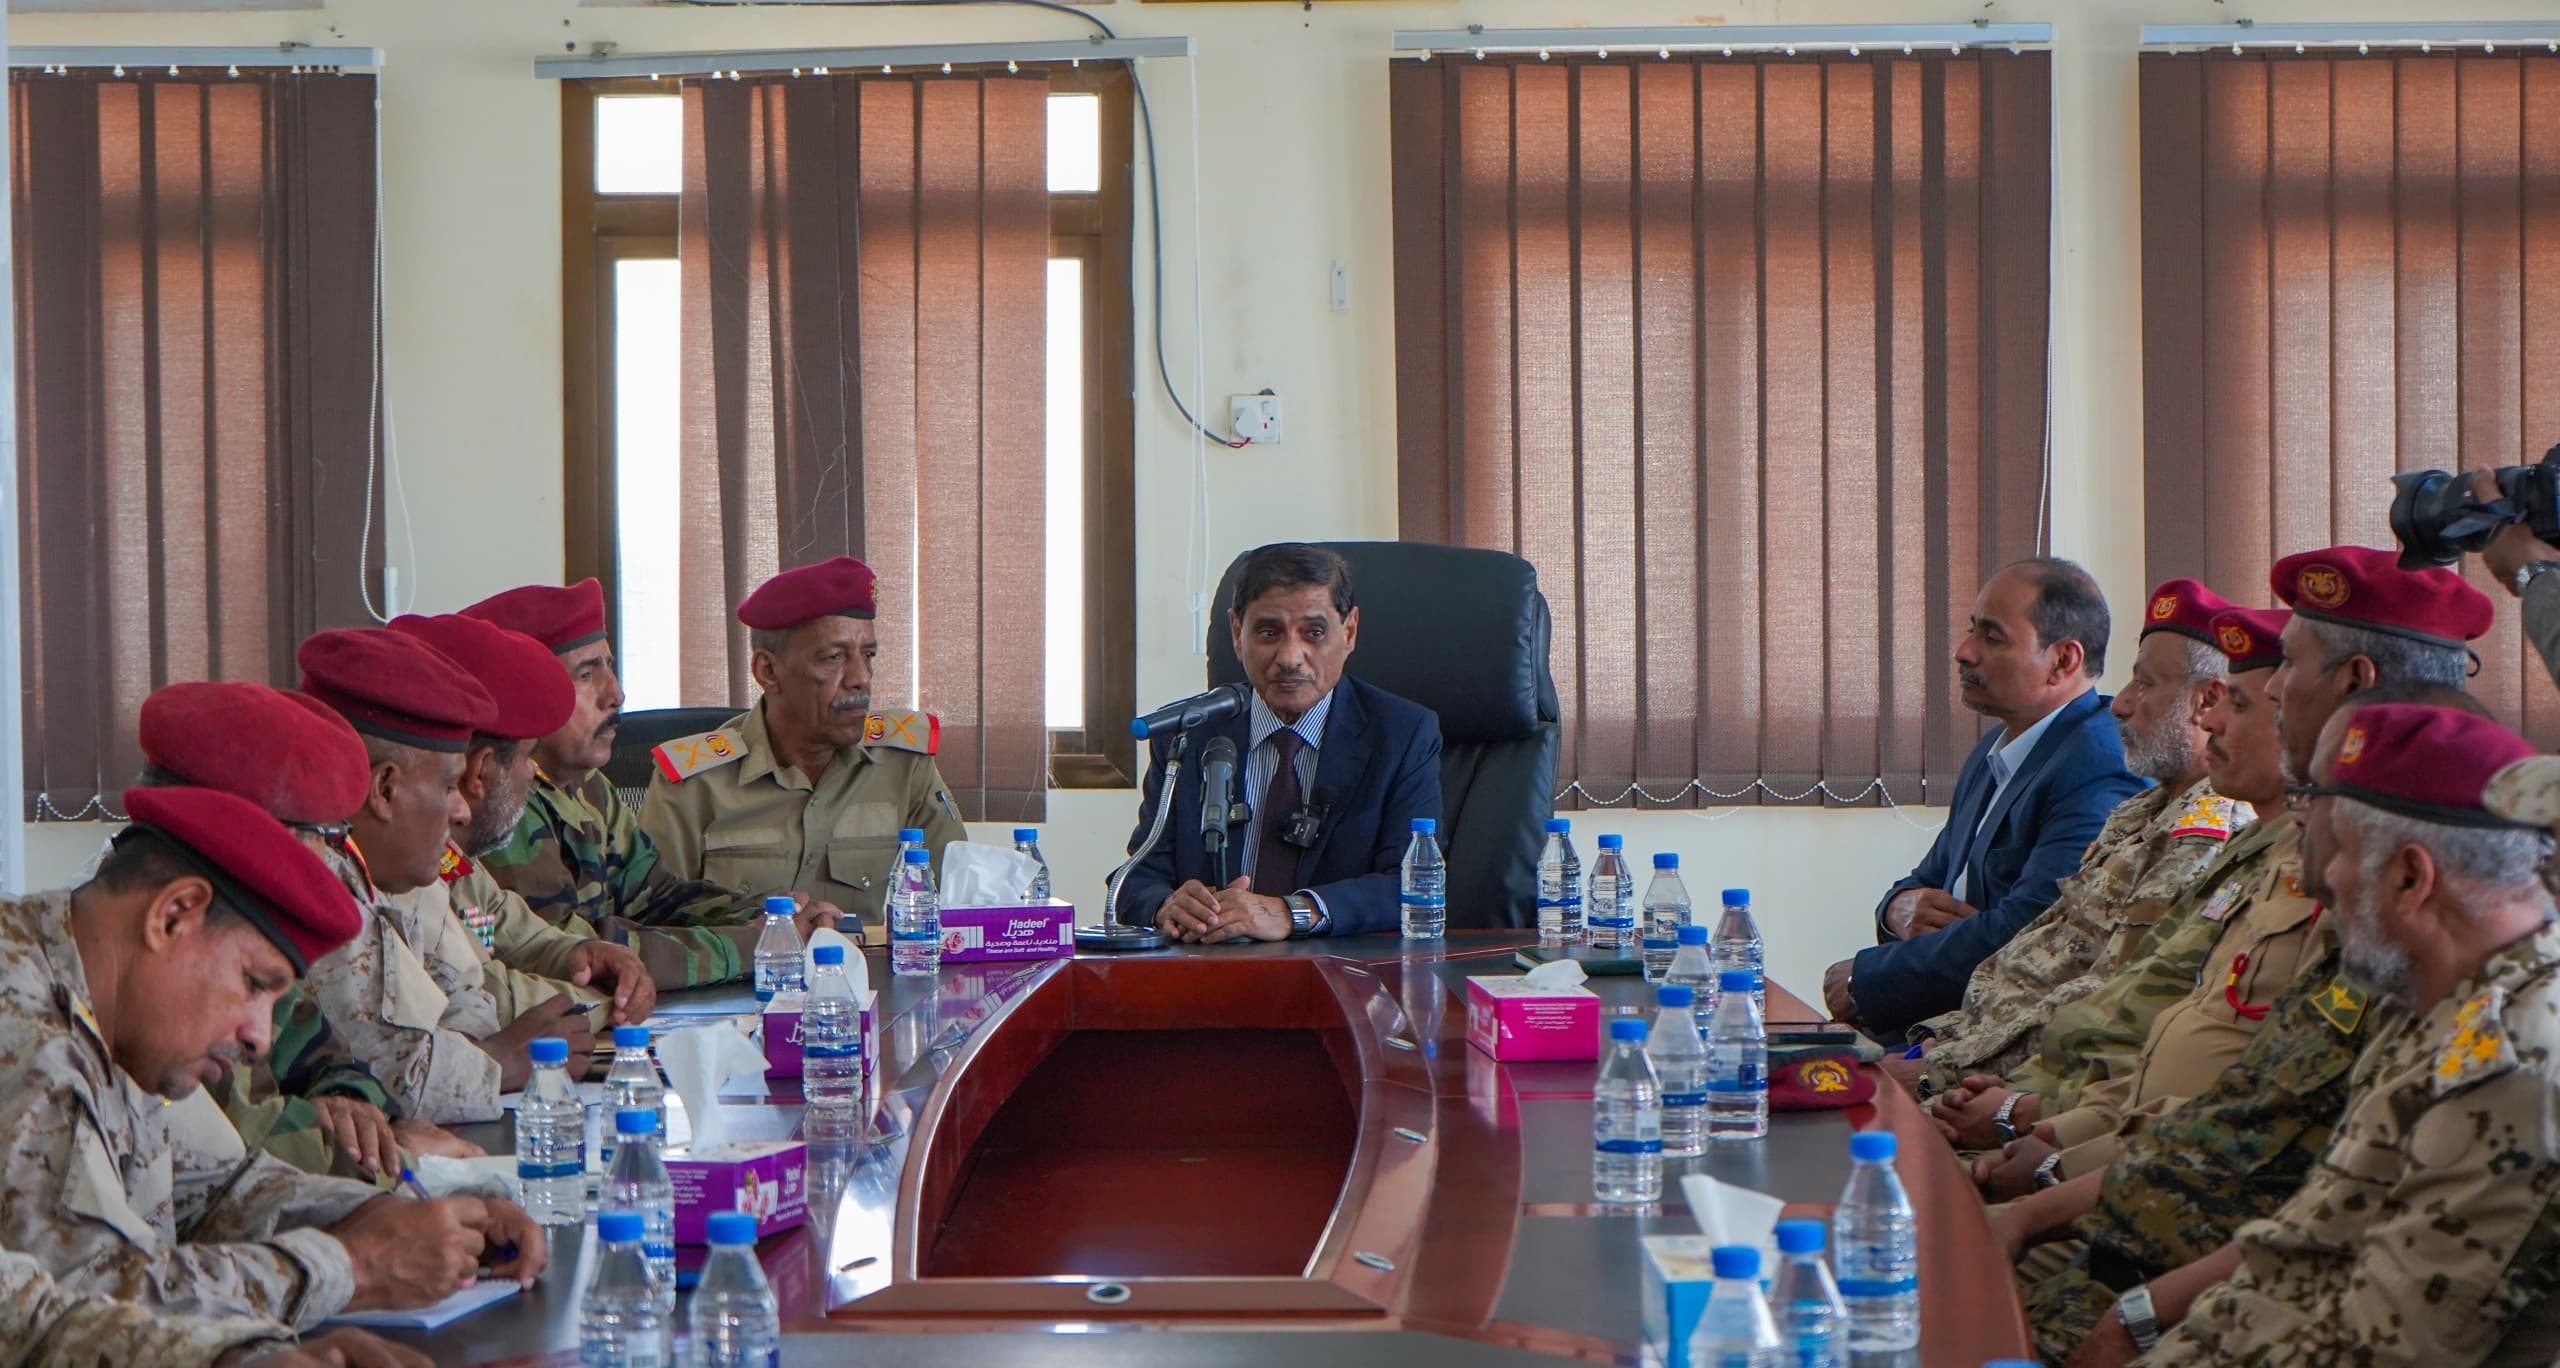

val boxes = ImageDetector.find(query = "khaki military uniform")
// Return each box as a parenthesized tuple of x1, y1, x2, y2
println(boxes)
(300, 841, 502, 1124)
(1920, 777, 2248, 1091)
(640, 703, 968, 934)
(2144, 923, 2560, 1366)
(433, 844, 608, 1027)
(0, 892, 376, 1329)
(0, 1246, 292, 1366)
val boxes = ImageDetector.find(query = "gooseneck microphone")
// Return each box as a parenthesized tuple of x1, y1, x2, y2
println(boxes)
(1131, 682, 1250, 739)
(1198, 734, 1240, 886)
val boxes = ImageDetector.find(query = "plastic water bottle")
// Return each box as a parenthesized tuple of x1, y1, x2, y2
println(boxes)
(1400, 818, 1447, 941)
(751, 895, 804, 1004)
(1714, 888, 1767, 1017)
(880, 827, 925, 922)
(1013, 827, 1053, 902)
(688, 1210, 781, 1368)
(1769, 1218, 1847, 1368)
(1592, 1018, 1662, 1203)
(802, 942, 865, 1140)
(1641, 853, 1692, 982)
(580, 1209, 669, 1367)
(517, 1036, 586, 1226)
(1834, 1131, 1921, 1353)
(1707, 968, 1768, 1141)
(1535, 818, 1583, 945)
(1666, 924, 1716, 1026)
(1587, 835, 1636, 952)
(888, 847, 941, 977)
(604, 1109, 675, 1313)
(1647, 985, 1709, 1159)
(1688, 1246, 1784, 1367)
(597, 1026, 662, 1169)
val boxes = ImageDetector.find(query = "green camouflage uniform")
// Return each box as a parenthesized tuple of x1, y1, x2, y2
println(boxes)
(2007, 812, 2294, 1109)
(477, 767, 759, 989)
(2023, 939, 2393, 1360)
(217, 987, 395, 1180)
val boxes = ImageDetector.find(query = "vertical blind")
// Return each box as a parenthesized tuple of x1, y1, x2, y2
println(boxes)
(12, 71, 381, 820)
(679, 72, 1050, 821)
(2141, 50, 2560, 743)
(1392, 52, 2054, 808)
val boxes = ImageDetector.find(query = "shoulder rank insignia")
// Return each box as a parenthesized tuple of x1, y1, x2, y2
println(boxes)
(2435, 987, 2519, 1096)
(438, 842, 476, 885)
(653, 728, 748, 783)
(864, 709, 942, 756)
(2310, 977, 2368, 1035)
(2171, 792, 2244, 841)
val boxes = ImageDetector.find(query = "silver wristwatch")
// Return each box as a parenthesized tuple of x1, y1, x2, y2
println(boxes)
(1285, 893, 1323, 938)
(2116, 1284, 2162, 1352)
(1992, 1092, 2028, 1143)
(2032, 1150, 2065, 1191)
(2514, 559, 2560, 597)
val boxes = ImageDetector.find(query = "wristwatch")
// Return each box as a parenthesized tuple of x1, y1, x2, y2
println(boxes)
(1992, 1092, 2028, 1143)
(2116, 1284, 2162, 1352)
(2515, 559, 2560, 597)
(1285, 893, 1325, 939)
(2032, 1150, 2065, 1191)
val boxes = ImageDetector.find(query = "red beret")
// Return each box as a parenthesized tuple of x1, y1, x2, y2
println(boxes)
(459, 579, 609, 655)
(2140, 579, 2238, 647)
(387, 614, 574, 743)
(137, 682, 371, 827)
(2328, 703, 2542, 830)
(120, 786, 361, 973)
(1768, 1052, 1877, 1111)
(2271, 545, 2494, 649)
(2209, 607, 2290, 674)
(737, 556, 878, 631)
(296, 628, 496, 752)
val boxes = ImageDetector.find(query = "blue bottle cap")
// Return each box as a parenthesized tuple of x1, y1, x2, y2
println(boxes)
(1850, 1129, 1898, 1162)
(899, 828, 924, 842)
(705, 1210, 760, 1247)
(612, 1025, 649, 1049)
(763, 894, 796, 916)
(1597, 834, 1624, 849)
(596, 1210, 644, 1242)
(1013, 827, 1039, 842)
(812, 943, 846, 966)
(1608, 1018, 1648, 1042)
(1710, 1246, 1760, 1280)
(1657, 985, 1693, 1008)
(1653, 852, 1678, 869)
(528, 1037, 568, 1065)
(1774, 1218, 1826, 1254)
(1718, 968, 1757, 992)
(1411, 817, 1437, 833)
(1544, 817, 1570, 833)
(1722, 888, 1751, 906)
(1676, 925, 1709, 946)
(614, 1108, 655, 1136)
(904, 847, 930, 864)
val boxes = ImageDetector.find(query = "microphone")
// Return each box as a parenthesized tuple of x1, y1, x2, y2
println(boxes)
(1198, 735, 1239, 854)
(1131, 682, 1250, 739)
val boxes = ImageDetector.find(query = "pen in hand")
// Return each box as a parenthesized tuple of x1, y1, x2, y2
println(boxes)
(401, 1163, 519, 1265)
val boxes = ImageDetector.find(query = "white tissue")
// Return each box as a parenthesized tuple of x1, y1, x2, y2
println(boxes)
(410, 1153, 520, 1201)
(654, 1021, 763, 1152)
(1522, 957, 1589, 990)
(805, 926, 866, 997)
(940, 840, 1044, 907)
(1680, 1171, 1786, 1270)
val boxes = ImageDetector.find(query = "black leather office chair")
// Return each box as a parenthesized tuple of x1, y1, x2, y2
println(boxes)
(1205, 542, 1559, 929)
(602, 706, 741, 809)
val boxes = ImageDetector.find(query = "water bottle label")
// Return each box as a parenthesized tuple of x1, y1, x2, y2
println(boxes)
(1835, 1276, 1918, 1296)
(1660, 1091, 1707, 1107)
(644, 1240, 675, 1260)
(890, 927, 938, 941)
(1594, 1137, 1664, 1154)
(1706, 1072, 1766, 1093)
(517, 1159, 581, 1181)
(803, 1043, 860, 1060)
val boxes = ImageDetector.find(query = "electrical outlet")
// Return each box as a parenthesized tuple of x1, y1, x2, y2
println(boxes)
(1230, 392, 1283, 445)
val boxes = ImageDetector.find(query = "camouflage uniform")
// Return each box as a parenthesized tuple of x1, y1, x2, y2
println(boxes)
(437, 845, 608, 1026)
(479, 768, 761, 989)
(2007, 812, 2294, 1108)
(218, 987, 396, 1180)
(2023, 940, 2392, 1360)
(0, 892, 377, 1329)
(299, 840, 502, 1124)
(0, 1247, 292, 1366)
(2141, 923, 2560, 1366)
(1919, 777, 2248, 1092)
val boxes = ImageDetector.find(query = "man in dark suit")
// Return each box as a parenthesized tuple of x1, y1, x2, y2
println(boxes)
(1119, 544, 1443, 940)
(1823, 558, 2147, 1042)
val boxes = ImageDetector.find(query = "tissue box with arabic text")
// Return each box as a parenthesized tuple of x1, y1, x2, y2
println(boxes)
(937, 898, 1075, 962)
(1465, 974, 1600, 1061)
(761, 992, 876, 1080)
(667, 1138, 807, 1244)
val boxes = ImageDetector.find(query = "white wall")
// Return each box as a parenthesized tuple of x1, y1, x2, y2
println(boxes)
(16, 0, 2552, 995)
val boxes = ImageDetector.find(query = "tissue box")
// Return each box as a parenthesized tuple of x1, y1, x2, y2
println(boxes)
(937, 899, 1075, 962)
(667, 1138, 807, 1244)
(1641, 1235, 1719, 1368)
(1465, 975, 1601, 1061)
(761, 993, 877, 1080)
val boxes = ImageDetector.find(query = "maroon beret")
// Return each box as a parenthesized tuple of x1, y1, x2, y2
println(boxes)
(2328, 703, 2542, 830)
(387, 614, 574, 743)
(737, 556, 878, 631)
(120, 786, 361, 973)
(1768, 1053, 1878, 1111)
(137, 682, 371, 827)
(2271, 545, 2494, 649)
(2140, 579, 2238, 647)
(2209, 607, 2290, 674)
(459, 579, 609, 654)
(296, 628, 496, 752)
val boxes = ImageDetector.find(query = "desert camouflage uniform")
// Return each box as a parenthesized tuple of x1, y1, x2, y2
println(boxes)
(0, 892, 376, 1329)
(437, 845, 608, 1025)
(0, 1247, 292, 1366)
(2141, 922, 2560, 1367)
(479, 768, 759, 989)
(218, 987, 395, 1179)
(1920, 777, 2247, 1092)
(299, 841, 501, 1124)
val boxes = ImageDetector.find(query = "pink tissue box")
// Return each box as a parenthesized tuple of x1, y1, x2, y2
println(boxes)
(937, 899, 1075, 962)
(667, 1138, 807, 1244)
(1466, 975, 1601, 1062)
(762, 994, 876, 1080)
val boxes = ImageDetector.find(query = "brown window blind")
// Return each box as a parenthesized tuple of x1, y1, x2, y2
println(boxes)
(12, 70, 382, 821)
(678, 72, 1051, 821)
(1392, 52, 2054, 809)
(2140, 50, 2560, 742)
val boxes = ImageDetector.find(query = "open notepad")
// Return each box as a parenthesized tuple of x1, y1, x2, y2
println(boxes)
(324, 1278, 520, 1330)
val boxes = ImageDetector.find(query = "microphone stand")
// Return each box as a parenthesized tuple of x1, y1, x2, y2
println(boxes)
(1082, 728, 1186, 953)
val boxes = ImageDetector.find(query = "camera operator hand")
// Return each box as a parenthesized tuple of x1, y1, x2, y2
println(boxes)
(2473, 469, 2557, 592)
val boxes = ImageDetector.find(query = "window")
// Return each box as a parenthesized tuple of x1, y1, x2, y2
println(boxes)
(563, 70, 1136, 788)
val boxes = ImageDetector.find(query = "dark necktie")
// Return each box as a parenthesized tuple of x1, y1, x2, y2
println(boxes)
(1253, 729, 1307, 895)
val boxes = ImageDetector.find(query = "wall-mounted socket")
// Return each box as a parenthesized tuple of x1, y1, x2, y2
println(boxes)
(1230, 392, 1283, 445)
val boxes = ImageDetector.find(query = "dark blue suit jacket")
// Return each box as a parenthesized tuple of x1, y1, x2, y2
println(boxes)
(1851, 689, 2146, 1042)
(1117, 675, 1444, 937)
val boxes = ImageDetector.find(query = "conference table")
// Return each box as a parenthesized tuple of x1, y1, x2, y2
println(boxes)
(400, 932, 2029, 1366)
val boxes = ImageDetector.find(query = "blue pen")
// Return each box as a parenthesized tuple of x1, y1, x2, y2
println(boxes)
(402, 1166, 518, 1264)
(1902, 1043, 1926, 1060)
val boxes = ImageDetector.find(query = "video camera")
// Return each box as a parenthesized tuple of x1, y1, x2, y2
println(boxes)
(2387, 444, 2560, 569)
